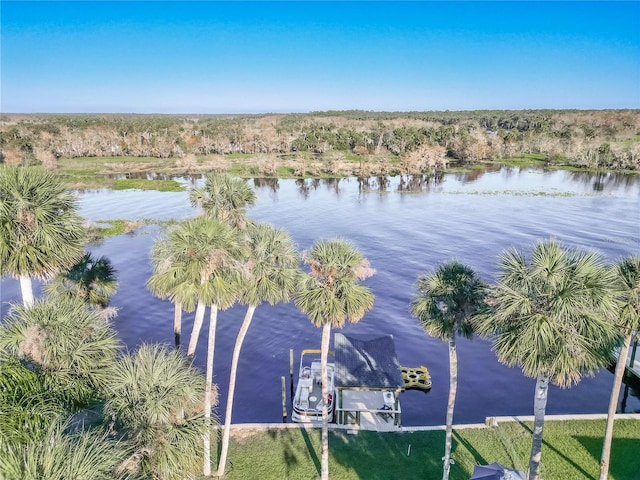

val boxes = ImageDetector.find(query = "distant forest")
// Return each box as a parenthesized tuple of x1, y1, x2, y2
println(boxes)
(1, 110, 639, 175)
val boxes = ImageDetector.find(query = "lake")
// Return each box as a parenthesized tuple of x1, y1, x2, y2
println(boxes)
(1, 167, 639, 426)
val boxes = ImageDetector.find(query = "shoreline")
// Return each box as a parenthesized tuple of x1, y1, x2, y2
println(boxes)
(225, 412, 640, 434)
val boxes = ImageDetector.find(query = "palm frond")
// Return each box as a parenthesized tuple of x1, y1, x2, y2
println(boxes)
(411, 261, 486, 342)
(0, 166, 85, 280)
(487, 238, 621, 388)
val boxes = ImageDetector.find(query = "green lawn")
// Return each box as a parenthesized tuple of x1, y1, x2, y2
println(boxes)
(212, 419, 639, 480)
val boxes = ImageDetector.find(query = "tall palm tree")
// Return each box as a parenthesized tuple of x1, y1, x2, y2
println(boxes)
(103, 344, 209, 480)
(190, 171, 256, 228)
(474, 239, 620, 480)
(295, 239, 375, 480)
(146, 216, 245, 476)
(196, 224, 246, 477)
(0, 166, 85, 306)
(216, 223, 301, 477)
(0, 296, 121, 408)
(410, 261, 485, 480)
(45, 252, 118, 308)
(599, 255, 640, 480)
(148, 217, 244, 358)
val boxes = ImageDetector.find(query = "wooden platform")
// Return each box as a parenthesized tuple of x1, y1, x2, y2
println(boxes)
(335, 390, 401, 431)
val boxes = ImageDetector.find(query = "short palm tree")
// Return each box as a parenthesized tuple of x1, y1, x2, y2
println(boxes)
(0, 166, 85, 306)
(103, 343, 210, 480)
(190, 171, 256, 228)
(45, 252, 118, 308)
(147, 216, 246, 475)
(0, 296, 121, 408)
(216, 222, 301, 477)
(0, 358, 66, 445)
(410, 261, 486, 480)
(599, 255, 640, 480)
(0, 419, 131, 480)
(295, 239, 375, 480)
(147, 233, 189, 349)
(474, 239, 620, 480)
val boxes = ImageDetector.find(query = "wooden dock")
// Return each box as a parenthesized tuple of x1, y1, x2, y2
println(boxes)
(335, 390, 401, 431)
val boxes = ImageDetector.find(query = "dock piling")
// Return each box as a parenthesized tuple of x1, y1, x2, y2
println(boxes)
(289, 348, 294, 400)
(281, 376, 287, 423)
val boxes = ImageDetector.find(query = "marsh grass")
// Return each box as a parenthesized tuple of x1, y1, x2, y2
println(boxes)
(52, 150, 636, 191)
(111, 178, 184, 192)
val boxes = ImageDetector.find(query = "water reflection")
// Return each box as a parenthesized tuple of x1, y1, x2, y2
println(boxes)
(252, 177, 280, 192)
(396, 173, 445, 192)
(620, 375, 640, 414)
(357, 176, 390, 192)
(3, 166, 639, 425)
(295, 178, 322, 199)
(566, 171, 640, 194)
(101, 167, 639, 199)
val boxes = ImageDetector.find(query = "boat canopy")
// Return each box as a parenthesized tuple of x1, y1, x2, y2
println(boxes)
(334, 333, 404, 389)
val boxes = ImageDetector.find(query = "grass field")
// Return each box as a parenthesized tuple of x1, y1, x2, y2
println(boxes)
(211, 418, 639, 480)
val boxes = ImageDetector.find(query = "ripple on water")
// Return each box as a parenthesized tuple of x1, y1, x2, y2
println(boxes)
(1, 169, 639, 425)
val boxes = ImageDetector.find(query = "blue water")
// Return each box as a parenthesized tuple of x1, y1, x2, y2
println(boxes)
(1, 167, 639, 426)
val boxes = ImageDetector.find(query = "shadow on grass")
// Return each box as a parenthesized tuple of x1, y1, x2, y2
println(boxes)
(575, 436, 640, 480)
(300, 428, 320, 475)
(514, 419, 593, 479)
(330, 429, 446, 480)
(265, 427, 317, 478)
(453, 430, 488, 466)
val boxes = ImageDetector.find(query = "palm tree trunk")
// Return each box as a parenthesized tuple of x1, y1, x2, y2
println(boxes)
(528, 375, 550, 480)
(203, 304, 218, 477)
(320, 323, 331, 480)
(174, 303, 182, 350)
(187, 300, 206, 357)
(599, 333, 632, 480)
(442, 334, 457, 480)
(20, 274, 35, 307)
(217, 305, 256, 478)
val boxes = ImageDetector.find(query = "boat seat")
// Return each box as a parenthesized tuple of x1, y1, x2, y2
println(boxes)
(299, 385, 310, 409)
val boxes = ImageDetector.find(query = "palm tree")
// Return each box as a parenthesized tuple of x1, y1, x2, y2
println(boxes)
(0, 358, 66, 445)
(0, 296, 121, 408)
(216, 222, 301, 477)
(599, 255, 640, 480)
(146, 216, 245, 476)
(45, 252, 118, 308)
(196, 223, 246, 477)
(295, 239, 375, 480)
(474, 239, 620, 480)
(0, 419, 131, 480)
(147, 233, 188, 349)
(190, 171, 256, 228)
(148, 217, 244, 358)
(410, 261, 486, 480)
(0, 166, 85, 306)
(150, 173, 255, 354)
(103, 343, 209, 480)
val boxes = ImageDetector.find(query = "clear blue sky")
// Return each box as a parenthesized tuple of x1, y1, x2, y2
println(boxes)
(2, 1, 639, 113)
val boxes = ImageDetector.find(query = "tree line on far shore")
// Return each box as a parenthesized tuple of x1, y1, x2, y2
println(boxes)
(1, 165, 638, 480)
(1, 109, 639, 174)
